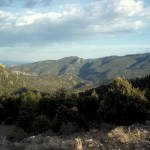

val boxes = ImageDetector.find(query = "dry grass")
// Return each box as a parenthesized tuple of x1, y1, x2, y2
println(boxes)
(0, 124, 150, 150)
(107, 125, 150, 150)
(108, 126, 149, 143)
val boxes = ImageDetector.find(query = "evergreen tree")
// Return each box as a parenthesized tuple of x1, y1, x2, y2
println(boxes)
(16, 101, 38, 132)
(98, 78, 148, 125)
(0, 103, 5, 123)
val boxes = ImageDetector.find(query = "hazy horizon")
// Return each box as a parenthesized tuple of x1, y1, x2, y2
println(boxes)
(0, 52, 149, 66)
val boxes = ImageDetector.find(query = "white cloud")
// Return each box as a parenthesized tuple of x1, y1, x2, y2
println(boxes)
(134, 20, 144, 29)
(0, 0, 149, 47)
(0, 10, 15, 29)
(15, 12, 63, 26)
(113, 0, 144, 16)
(16, 13, 43, 26)
(0, 10, 14, 23)
(0, 10, 12, 18)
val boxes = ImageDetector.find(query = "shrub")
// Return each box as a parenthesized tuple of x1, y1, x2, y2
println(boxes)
(0, 103, 5, 123)
(32, 114, 51, 133)
(108, 126, 149, 144)
(59, 122, 80, 135)
(16, 101, 38, 132)
(98, 78, 148, 125)
(7, 127, 27, 142)
(5, 116, 13, 125)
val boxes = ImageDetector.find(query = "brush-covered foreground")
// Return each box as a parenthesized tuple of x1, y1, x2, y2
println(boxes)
(0, 123, 150, 150)
(0, 73, 149, 149)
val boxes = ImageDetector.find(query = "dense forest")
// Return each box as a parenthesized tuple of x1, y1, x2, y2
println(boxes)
(0, 75, 150, 136)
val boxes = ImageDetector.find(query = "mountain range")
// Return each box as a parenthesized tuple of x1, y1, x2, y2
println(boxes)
(0, 52, 149, 95)
(10, 53, 150, 83)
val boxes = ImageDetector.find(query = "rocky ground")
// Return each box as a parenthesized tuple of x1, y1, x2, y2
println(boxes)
(0, 123, 150, 150)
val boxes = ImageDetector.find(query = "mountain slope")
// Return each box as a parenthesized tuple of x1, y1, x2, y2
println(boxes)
(0, 65, 95, 95)
(10, 56, 91, 76)
(10, 53, 150, 83)
(80, 53, 150, 82)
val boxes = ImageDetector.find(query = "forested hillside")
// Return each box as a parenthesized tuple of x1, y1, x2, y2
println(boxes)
(10, 53, 150, 83)
(0, 65, 95, 95)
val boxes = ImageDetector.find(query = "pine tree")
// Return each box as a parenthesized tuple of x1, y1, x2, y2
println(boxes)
(98, 78, 148, 125)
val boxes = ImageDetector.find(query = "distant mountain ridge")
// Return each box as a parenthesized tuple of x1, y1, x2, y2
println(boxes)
(10, 53, 150, 83)
(10, 56, 91, 76)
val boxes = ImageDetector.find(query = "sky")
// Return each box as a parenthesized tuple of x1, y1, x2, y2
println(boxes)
(0, 0, 150, 62)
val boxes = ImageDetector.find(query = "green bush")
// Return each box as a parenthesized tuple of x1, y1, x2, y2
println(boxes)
(98, 78, 148, 125)
(59, 122, 80, 135)
(32, 114, 51, 133)
(5, 116, 13, 125)
(0, 103, 5, 123)
(16, 101, 38, 132)
(7, 127, 27, 142)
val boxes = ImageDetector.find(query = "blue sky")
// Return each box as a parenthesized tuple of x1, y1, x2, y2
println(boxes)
(0, 0, 150, 62)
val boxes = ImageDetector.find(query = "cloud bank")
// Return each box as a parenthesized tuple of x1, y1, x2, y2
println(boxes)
(0, 0, 150, 61)
(0, 0, 149, 47)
